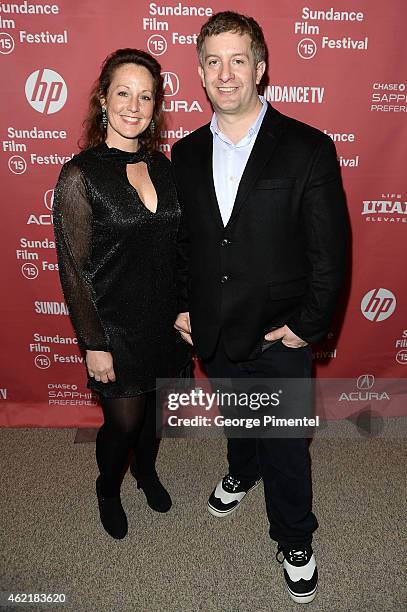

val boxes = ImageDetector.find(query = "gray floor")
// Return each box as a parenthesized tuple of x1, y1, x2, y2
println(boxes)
(0, 429, 406, 612)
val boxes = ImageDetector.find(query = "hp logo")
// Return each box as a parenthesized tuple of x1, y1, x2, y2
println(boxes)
(361, 288, 396, 322)
(25, 69, 67, 114)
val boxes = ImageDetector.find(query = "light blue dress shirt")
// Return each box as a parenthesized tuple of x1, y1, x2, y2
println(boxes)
(210, 96, 268, 226)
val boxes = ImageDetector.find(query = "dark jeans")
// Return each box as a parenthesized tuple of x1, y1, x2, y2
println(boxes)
(203, 336, 318, 547)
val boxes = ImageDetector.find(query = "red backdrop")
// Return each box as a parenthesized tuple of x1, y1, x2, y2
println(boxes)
(0, 0, 406, 427)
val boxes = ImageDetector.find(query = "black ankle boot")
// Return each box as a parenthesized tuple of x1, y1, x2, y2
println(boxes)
(96, 476, 128, 539)
(130, 464, 172, 513)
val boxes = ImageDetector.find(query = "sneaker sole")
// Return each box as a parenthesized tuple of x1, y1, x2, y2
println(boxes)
(287, 585, 317, 604)
(207, 479, 262, 518)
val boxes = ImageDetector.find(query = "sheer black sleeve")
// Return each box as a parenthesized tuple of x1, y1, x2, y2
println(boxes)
(53, 162, 111, 351)
(171, 143, 190, 312)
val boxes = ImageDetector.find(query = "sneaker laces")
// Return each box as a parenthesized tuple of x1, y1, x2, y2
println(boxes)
(276, 546, 309, 564)
(223, 474, 241, 492)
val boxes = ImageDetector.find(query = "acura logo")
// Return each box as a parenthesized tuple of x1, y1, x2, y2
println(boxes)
(44, 189, 54, 211)
(162, 71, 179, 97)
(356, 374, 375, 390)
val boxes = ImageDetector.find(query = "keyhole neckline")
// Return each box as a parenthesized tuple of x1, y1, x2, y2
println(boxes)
(125, 163, 158, 215)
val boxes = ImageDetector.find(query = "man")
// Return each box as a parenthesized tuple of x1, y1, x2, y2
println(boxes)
(171, 11, 348, 605)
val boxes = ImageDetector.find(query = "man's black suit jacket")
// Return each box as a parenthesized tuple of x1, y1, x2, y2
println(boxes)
(171, 104, 349, 361)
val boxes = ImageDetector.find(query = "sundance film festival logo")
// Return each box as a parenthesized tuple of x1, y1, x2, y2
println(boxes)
(8, 155, 27, 174)
(25, 69, 67, 114)
(21, 262, 39, 280)
(162, 72, 179, 97)
(394, 330, 407, 365)
(147, 34, 167, 57)
(396, 350, 407, 365)
(297, 38, 317, 60)
(361, 289, 396, 322)
(34, 355, 51, 369)
(0, 32, 15, 55)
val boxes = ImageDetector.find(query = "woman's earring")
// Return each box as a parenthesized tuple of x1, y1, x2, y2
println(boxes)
(101, 107, 108, 128)
(150, 119, 155, 134)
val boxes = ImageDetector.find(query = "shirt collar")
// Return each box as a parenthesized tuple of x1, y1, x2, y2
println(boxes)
(210, 95, 267, 147)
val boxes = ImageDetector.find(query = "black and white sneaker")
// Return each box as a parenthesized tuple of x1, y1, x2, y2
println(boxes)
(207, 474, 262, 517)
(276, 545, 318, 604)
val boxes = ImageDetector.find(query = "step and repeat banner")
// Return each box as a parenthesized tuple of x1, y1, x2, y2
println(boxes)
(0, 1, 406, 427)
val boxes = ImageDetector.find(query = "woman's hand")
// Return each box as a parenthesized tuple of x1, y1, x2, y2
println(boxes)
(86, 350, 116, 383)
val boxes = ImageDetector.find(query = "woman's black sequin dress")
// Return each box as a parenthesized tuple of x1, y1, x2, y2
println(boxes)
(53, 143, 190, 398)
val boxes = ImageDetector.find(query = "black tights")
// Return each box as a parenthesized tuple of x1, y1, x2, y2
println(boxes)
(96, 392, 159, 496)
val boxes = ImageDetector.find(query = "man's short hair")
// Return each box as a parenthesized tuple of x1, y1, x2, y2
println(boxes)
(197, 11, 267, 67)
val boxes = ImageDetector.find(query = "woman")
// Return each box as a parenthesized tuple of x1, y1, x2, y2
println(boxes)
(53, 48, 190, 539)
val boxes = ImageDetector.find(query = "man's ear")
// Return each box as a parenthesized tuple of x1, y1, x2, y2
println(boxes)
(198, 65, 206, 88)
(255, 61, 266, 85)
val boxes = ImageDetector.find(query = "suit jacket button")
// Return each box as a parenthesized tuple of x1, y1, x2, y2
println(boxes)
(221, 238, 229, 246)
(221, 275, 229, 283)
